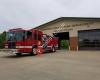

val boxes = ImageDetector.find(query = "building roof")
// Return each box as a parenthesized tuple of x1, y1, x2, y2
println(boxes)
(34, 17, 100, 29)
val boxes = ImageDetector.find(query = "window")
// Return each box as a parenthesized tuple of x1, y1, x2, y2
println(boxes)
(27, 31, 32, 39)
(34, 33, 42, 40)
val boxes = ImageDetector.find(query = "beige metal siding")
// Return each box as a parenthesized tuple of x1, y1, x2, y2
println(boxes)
(36, 20, 100, 37)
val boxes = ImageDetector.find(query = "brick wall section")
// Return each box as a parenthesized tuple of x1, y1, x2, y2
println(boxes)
(70, 37, 78, 51)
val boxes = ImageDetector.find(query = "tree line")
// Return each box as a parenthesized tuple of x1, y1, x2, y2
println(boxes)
(0, 32, 6, 48)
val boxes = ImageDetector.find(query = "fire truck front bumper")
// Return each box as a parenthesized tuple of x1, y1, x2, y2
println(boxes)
(0, 49, 19, 54)
(9, 49, 19, 54)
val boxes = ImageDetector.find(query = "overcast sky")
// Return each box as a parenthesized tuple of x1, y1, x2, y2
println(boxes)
(0, 0, 100, 32)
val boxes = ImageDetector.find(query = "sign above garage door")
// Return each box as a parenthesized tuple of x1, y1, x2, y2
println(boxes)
(53, 22, 95, 33)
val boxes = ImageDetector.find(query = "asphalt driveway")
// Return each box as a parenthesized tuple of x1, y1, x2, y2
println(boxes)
(0, 50, 100, 80)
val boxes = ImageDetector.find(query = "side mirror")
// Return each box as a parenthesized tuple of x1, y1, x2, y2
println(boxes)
(23, 36, 25, 41)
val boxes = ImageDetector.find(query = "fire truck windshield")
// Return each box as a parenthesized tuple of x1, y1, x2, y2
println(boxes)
(7, 32, 15, 41)
(15, 32, 24, 41)
(7, 31, 25, 41)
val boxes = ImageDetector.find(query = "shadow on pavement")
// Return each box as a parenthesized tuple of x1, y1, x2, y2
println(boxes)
(0, 54, 35, 59)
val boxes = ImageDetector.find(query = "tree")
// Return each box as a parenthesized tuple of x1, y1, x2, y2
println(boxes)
(0, 31, 6, 48)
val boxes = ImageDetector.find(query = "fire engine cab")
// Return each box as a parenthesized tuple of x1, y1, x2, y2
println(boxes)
(5, 28, 58, 56)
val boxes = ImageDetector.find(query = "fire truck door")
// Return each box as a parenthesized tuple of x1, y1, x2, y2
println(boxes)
(24, 31, 33, 52)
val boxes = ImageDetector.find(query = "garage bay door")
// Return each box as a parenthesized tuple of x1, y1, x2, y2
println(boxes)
(78, 29, 100, 50)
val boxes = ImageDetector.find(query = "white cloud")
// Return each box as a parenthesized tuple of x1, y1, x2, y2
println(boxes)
(0, 0, 100, 32)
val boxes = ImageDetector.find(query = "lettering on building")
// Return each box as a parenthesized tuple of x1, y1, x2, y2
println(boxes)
(42, 21, 96, 32)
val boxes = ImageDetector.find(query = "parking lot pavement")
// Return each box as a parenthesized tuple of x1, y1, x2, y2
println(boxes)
(0, 50, 100, 80)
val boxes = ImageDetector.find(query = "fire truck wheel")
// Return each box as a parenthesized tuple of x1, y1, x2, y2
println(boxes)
(16, 53, 22, 56)
(52, 47, 56, 52)
(31, 48, 37, 55)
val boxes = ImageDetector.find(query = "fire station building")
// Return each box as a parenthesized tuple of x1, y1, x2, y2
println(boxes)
(35, 17, 100, 51)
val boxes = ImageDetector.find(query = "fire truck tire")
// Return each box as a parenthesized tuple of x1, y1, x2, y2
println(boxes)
(16, 53, 22, 56)
(31, 48, 37, 55)
(52, 46, 56, 52)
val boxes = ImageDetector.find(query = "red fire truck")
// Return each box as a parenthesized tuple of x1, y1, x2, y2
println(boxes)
(5, 28, 58, 56)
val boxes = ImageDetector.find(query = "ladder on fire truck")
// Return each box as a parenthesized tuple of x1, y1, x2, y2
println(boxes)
(42, 35, 52, 49)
